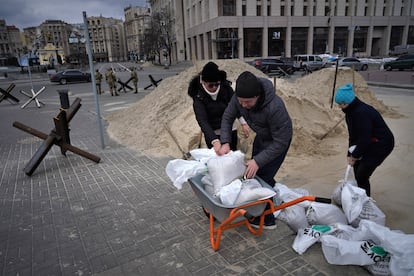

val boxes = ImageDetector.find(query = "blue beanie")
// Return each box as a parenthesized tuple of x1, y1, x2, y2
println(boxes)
(335, 84, 355, 104)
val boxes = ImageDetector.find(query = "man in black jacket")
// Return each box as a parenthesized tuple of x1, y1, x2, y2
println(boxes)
(218, 71, 293, 229)
(335, 83, 394, 197)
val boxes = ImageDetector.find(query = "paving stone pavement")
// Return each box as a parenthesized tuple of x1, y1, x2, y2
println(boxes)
(0, 134, 372, 276)
(0, 64, 387, 276)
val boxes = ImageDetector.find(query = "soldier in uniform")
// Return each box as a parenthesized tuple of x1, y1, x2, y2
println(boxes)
(95, 69, 103, 94)
(105, 68, 118, 96)
(131, 67, 138, 93)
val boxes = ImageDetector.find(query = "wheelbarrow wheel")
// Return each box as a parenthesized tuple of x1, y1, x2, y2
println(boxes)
(202, 206, 216, 221)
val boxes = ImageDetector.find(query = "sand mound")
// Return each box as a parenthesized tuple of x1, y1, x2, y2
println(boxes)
(106, 59, 399, 159)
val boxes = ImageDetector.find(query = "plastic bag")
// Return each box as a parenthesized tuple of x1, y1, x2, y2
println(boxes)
(341, 183, 369, 224)
(332, 165, 357, 206)
(206, 150, 246, 196)
(277, 204, 309, 233)
(350, 220, 414, 276)
(350, 198, 386, 227)
(306, 202, 348, 226)
(190, 148, 216, 162)
(165, 159, 207, 189)
(218, 179, 242, 205)
(293, 225, 336, 255)
(234, 179, 276, 205)
(321, 235, 388, 266)
(274, 183, 311, 208)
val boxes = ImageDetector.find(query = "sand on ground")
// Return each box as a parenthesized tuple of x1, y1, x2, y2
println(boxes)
(107, 59, 413, 234)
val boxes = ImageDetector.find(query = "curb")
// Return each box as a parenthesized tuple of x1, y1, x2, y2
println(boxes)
(366, 81, 414, 90)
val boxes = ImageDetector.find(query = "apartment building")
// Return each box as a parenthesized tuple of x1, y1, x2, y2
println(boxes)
(86, 16, 128, 62)
(151, 0, 414, 62)
(124, 6, 152, 61)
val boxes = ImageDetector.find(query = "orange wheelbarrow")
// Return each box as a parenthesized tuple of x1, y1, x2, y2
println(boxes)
(188, 174, 331, 251)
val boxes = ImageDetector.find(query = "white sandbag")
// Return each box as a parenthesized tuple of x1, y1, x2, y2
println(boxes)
(206, 150, 246, 196)
(350, 198, 386, 227)
(349, 220, 414, 276)
(273, 183, 311, 208)
(234, 179, 276, 205)
(341, 183, 369, 224)
(189, 148, 216, 162)
(293, 225, 336, 255)
(332, 165, 357, 206)
(218, 179, 242, 205)
(330, 223, 359, 240)
(321, 235, 388, 266)
(201, 175, 215, 196)
(306, 202, 348, 225)
(277, 204, 309, 233)
(165, 159, 208, 189)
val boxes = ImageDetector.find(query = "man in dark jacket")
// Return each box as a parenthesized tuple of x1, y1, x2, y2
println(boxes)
(218, 71, 293, 229)
(335, 83, 394, 197)
(188, 62, 249, 152)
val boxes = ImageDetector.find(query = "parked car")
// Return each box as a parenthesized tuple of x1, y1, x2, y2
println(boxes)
(383, 54, 414, 71)
(337, 57, 368, 71)
(293, 54, 325, 72)
(253, 58, 294, 74)
(50, 69, 91, 84)
(389, 44, 414, 56)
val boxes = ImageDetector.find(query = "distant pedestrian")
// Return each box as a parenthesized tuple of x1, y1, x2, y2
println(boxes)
(95, 69, 103, 94)
(131, 67, 138, 93)
(105, 68, 118, 96)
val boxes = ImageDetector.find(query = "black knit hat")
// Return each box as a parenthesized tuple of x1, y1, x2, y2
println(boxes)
(201, 62, 220, 82)
(235, 71, 261, 98)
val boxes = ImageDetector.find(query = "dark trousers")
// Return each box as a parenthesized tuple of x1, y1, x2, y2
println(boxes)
(353, 161, 377, 197)
(252, 138, 291, 224)
(352, 139, 394, 197)
(252, 138, 291, 187)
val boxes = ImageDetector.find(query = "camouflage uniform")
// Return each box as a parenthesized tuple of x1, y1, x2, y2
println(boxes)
(95, 70, 103, 94)
(105, 68, 118, 96)
(131, 68, 138, 93)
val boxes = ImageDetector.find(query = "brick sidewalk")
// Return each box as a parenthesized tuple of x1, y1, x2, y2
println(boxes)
(0, 63, 375, 275)
(0, 137, 371, 275)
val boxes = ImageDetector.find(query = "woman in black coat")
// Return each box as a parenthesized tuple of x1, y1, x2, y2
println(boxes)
(188, 62, 249, 153)
(335, 83, 394, 196)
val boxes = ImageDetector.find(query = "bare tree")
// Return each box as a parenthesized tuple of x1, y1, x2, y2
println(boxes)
(142, 9, 174, 65)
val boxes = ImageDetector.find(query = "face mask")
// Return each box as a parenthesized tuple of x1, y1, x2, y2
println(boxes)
(201, 82, 220, 96)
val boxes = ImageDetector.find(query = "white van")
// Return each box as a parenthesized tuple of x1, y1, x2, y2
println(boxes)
(293, 55, 325, 71)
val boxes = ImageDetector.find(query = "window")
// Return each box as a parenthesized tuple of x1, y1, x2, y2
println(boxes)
(257, 5, 261, 16)
(222, 0, 236, 16)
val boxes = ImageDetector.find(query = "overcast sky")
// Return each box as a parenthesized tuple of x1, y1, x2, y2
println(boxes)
(0, 0, 149, 30)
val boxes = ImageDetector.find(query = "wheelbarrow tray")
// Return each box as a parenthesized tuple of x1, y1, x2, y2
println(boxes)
(188, 173, 273, 223)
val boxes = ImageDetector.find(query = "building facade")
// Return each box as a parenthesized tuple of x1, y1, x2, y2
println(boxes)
(87, 16, 128, 62)
(124, 6, 152, 61)
(164, 0, 414, 61)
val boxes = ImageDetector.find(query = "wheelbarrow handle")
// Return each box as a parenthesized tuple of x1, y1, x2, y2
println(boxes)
(314, 197, 332, 204)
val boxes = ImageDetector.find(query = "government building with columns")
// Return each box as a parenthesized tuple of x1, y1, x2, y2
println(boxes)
(150, 0, 414, 62)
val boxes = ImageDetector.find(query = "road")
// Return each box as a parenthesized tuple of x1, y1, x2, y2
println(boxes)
(0, 62, 191, 145)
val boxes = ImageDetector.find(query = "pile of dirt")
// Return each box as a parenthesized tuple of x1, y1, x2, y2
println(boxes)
(106, 59, 399, 159)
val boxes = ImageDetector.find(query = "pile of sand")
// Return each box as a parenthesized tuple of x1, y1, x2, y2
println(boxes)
(106, 59, 399, 160)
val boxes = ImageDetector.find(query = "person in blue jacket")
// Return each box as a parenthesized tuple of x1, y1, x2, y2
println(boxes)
(188, 62, 249, 153)
(218, 71, 293, 229)
(335, 83, 394, 197)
